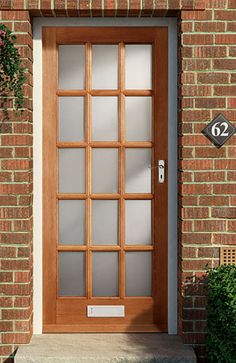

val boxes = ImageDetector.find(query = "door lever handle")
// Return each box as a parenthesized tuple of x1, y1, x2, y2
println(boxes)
(158, 160, 165, 183)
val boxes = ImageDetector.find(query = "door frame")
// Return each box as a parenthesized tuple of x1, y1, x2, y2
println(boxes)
(33, 17, 177, 334)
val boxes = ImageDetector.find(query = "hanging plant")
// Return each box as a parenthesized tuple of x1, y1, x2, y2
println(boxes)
(0, 24, 26, 110)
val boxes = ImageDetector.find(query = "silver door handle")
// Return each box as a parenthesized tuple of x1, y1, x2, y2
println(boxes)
(158, 160, 165, 183)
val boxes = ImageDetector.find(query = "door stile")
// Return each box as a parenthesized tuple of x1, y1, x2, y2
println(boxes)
(153, 28, 168, 329)
(43, 28, 58, 326)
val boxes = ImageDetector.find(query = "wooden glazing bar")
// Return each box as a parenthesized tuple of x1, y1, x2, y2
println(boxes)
(57, 90, 87, 96)
(90, 141, 121, 148)
(86, 42, 92, 299)
(123, 193, 153, 200)
(57, 194, 87, 200)
(124, 245, 154, 251)
(57, 90, 152, 97)
(57, 142, 152, 148)
(57, 245, 87, 251)
(57, 193, 154, 200)
(124, 142, 153, 148)
(90, 194, 120, 200)
(123, 90, 153, 96)
(119, 42, 125, 299)
(57, 142, 87, 148)
(88, 245, 121, 251)
(90, 90, 120, 96)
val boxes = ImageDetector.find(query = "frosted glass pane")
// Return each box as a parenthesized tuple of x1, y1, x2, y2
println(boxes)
(59, 149, 85, 193)
(92, 200, 118, 245)
(58, 45, 84, 89)
(59, 200, 85, 245)
(92, 252, 118, 296)
(125, 200, 151, 245)
(126, 97, 152, 141)
(59, 252, 85, 296)
(59, 97, 84, 142)
(92, 149, 118, 193)
(125, 149, 151, 193)
(92, 45, 118, 89)
(125, 45, 152, 89)
(92, 97, 118, 141)
(126, 252, 152, 296)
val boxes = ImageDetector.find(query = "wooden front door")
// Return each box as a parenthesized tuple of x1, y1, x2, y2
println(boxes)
(43, 27, 168, 333)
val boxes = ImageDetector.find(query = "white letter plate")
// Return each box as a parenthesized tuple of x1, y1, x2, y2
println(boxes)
(87, 305, 125, 317)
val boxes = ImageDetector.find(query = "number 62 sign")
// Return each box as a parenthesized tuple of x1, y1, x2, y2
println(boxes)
(202, 114, 236, 147)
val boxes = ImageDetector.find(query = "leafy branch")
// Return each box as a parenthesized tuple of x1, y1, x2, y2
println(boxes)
(0, 24, 26, 110)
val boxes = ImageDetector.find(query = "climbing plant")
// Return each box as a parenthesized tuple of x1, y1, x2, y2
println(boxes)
(0, 24, 26, 110)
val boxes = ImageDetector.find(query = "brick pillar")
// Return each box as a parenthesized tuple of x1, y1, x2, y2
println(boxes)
(0, 11, 33, 363)
(179, 1, 236, 362)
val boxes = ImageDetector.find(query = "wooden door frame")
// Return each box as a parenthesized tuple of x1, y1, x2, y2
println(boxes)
(43, 27, 168, 333)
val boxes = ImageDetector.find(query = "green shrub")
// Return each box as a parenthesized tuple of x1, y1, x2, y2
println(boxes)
(206, 265, 236, 363)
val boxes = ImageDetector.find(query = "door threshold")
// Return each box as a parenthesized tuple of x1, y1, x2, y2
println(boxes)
(15, 333, 196, 363)
(43, 323, 167, 333)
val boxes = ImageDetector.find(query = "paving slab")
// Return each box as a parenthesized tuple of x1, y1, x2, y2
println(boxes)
(15, 333, 196, 363)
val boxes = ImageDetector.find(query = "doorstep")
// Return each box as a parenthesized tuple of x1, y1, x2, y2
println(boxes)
(15, 333, 196, 363)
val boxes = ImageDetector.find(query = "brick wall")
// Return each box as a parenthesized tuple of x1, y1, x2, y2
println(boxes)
(0, 10, 33, 363)
(0, 1, 235, 362)
(179, 2, 236, 361)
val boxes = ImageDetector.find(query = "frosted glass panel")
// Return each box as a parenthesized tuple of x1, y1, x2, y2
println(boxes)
(92, 149, 118, 193)
(125, 45, 152, 89)
(92, 97, 118, 141)
(126, 97, 152, 141)
(59, 200, 85, 245)
(92, 45, 118, 89)
(92, 252, 118, 296)
(58, 45, 84, 89)
(126, 252, 152, 296)
(59, 149, 85, 193)
(59, 252, 85, 296)
(59, 97, 84, 142)
(92, 200, 118, 245)
(125, 149, 151, 193)
(125, 200, 151, 245)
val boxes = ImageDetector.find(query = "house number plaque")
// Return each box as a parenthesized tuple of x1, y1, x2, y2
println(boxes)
(202, 114, 236, 148)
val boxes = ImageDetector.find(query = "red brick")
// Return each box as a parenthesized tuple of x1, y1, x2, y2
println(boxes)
(198, 247, 219, 258)
(195, 98, 226, 108)
(2, 332, 31, 344)
(181, 207, 209, 219)
(183, 34, 213, 45)
(215, 159, 236, 170)
(0, 321, 13, 332)
(194, 171, 225, 182)
(194, 46, 227, 58)
(213, 59, 236, 70)
(212, 234, 236, 244)
(183, 259, 212, 271)
(195, 147, 226, 158)
(213, 184, 236, 194)
(194, 21, 225, 32)
(197, 72, 228, 84)
(180, 159, 213, 170)
(214, 10, 236, 19)
(212, 207, 236, 218)
(0, 148, 13, 158)
(0, 196, 17, 206)
(194, 220, 226, 232)
(228, 220, 236, 232)
(14, 271, 31, 283)
(0, 272, 13, 282)
(227, 98, 236, 108)
(181, 184, 212, 195)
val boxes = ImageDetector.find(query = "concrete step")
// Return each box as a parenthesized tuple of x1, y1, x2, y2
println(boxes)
(15, 333, 196, 363)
